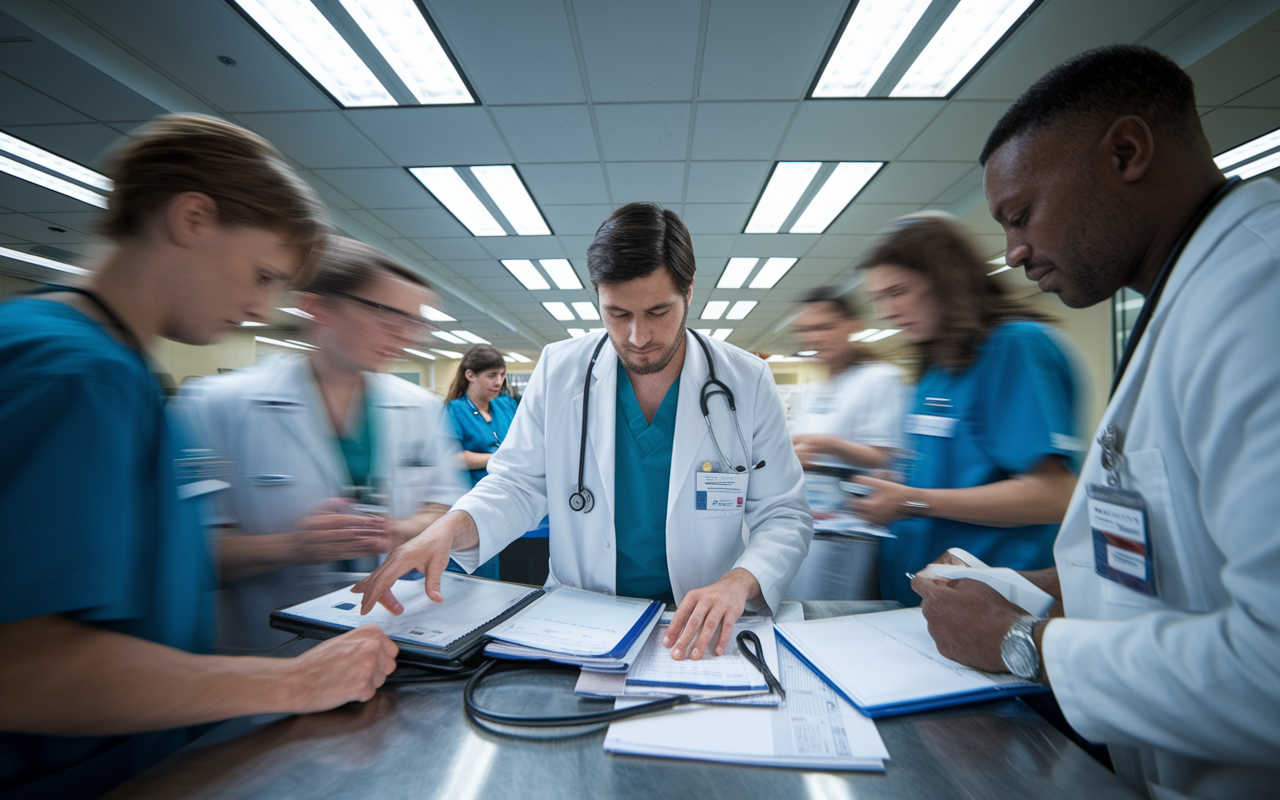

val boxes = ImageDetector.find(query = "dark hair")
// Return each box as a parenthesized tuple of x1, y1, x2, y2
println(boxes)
(303, 236, 431, 298)
(799, 286, 862, 319)
(100, 114, 330, 287)
(981, 44, 1204, 165)
(446, 345, 508, 402)
(855, 213, 1053, 373)
(586, 202, 695, 296)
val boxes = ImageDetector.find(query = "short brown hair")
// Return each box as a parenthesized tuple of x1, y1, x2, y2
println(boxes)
(587, 202, 696, 296)
(446, 345, 508, 402)
(799, 285, 862, 319)
(303, 235, 432, 298)
(856, 212, 1053, 373)
(100, 114, 330, 286)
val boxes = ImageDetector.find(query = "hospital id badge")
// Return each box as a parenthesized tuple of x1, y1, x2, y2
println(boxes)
(1086, 484, 1156, 596)
(696, 471, 747, 518)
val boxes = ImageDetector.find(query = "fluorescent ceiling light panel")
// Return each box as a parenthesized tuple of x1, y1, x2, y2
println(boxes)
(411, 167, 505, 236)
(506, 352, 531, 363)
(404, 347, 437, 359)
(0, 131, 111, 190)
(502, 355, 515, 362)
(892, 0, 1036, 97)
(745, 162, 822, 233)
(717, 258, 759, 289)
(1225, 150, 1280, 180)
(430, 348, 463, 358)
(337, 0, 472, 104)
(255, 335, 311, 351)
(863, 328, 901, 342)
(239, 321, 269, 327)
(695, 328, 712, 336)
(986, 265, 1012, 276)
(285, 339, 317, 349)
(421, 304, 456, 322)
(542, 301, 575, 321)
(571, 302, 600, 320)
(790, 162, 883, 233)
(712, 329, 733, 341)
(701, 300, 729, 320)
(540, 259, 582, 290)
(470, 166, 550, 235)
(0, 154, 107, 208)
(500, 259, 551, 290)
(453, 330, 489, 344)
(849, 328, 879, 342)
(726, 300, 757, 320)
(566, 328, 587, 338)
(748, 257, 798, 289)
(812, 0, 935, 97)
(278, 307, 315, 320)
(796, 350, 819, 357)
(1214, 127, 1280, 169)
(432, 330, 466, 344)
(232, 0, 395, 106)
(0, 245, 88, 275)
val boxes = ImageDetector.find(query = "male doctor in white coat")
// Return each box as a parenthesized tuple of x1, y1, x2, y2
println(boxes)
(909, 46, 1280, 799)
(356, 202, 811, 661)
(180, 237, 466, 652)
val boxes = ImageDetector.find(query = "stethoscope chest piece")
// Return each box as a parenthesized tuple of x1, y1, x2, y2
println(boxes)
(568, 486, 594, 513)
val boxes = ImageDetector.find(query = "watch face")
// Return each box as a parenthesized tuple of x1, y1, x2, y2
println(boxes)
(1001, 621, 1040, 681)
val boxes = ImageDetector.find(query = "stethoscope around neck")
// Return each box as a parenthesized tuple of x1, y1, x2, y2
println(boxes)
(568, 329, 764, 514)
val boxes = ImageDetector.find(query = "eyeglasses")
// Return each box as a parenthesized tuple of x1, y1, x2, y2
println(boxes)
(331, 290, 435, 335)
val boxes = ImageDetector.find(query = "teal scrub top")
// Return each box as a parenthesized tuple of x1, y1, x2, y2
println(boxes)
(445, 394, 518, 488)
(879, 321, 1083, 605)
(614, 367, 680, 604)
(0, 299, 215, 799)
(336, 389, 374, 489)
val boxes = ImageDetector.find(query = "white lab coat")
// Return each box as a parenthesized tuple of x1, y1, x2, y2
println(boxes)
(1043, 178, 1280, 799)
(452, 330, 812, 613)
(178, 355, 466, 651)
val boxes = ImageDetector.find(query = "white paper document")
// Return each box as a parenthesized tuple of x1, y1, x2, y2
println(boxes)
(776, 608, 1038, 717)
(921, 564, 1055, 617)
(604, 643, 888, 770)
(626, 614, 773, 691)
(486, 587, 660, 657)
(273, 573, 536, 648)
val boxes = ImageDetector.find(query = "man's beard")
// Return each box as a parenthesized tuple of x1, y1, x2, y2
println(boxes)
(614, 303, 689, 376)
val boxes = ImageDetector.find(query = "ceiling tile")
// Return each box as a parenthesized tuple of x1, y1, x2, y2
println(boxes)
(730, 234, 819, 258)
(594, 103, 690, 161)
(1200, 106, 1280, 153)
(311, 168, 437, 209)
(521, 163, 610, 206)
(0, 171, 100, 214)
(556, 235, 597, 259)
(0, 123, 126, 171)
(413, 237, 494, 262)
(690, 235, 737, 257)
(0, 72, 89, 125)
(346, 107, 510, 165)
(574, 0, 700, 102)
(680, 203, 750, 234)
(0, 212, 82, 241)
(542, 204, 615, 235)
(607, 161, 685, 204)
(855, 161, 975, 204)
(824, 203, 923, 235)
(491, 105, 599, 163)
(685, 161, 770, 204)
(0, 36, 165, 122)
(430, 0, 584, 105)
(698, 0, 845, 101)
(1183, 7, 1280, 107)
(342, 209, 400, 240)
(803, 235, 875, 259)
(476, 237, 568, 260)
(28, 210, 101, 235)
(235, 112, 391, 168)
(691, 102, 794, 160)
(1226, 74, 1280, 109)
(373, 208, 470, 239)
(898, 101, 1010, 162)
(781, 100, 944, 162)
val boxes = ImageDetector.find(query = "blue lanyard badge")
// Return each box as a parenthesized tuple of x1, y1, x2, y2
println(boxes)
(1086, 425, 1156, 596)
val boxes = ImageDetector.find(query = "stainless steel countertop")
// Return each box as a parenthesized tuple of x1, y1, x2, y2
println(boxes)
(106, 602, 1139, 800)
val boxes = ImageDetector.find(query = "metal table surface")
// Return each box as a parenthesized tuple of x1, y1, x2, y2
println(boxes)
(106, 602, 1139, 800)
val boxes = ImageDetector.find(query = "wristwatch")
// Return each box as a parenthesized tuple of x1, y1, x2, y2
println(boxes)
(1000, 615, 1042, 682)
(901, 498, 930, 516)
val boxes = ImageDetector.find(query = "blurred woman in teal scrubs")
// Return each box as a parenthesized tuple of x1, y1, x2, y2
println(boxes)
(852, 213, 1085, 605)
(444, 345, 517, 578)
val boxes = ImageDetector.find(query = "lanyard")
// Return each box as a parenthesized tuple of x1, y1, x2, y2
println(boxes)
(1110, 177, 1241, 396)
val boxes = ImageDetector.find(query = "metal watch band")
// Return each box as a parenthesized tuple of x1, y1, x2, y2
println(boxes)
(1000, 615, 1042, 682)
(902, 499, 930, 516)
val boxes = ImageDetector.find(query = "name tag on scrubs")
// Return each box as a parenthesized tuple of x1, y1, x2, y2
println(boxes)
(1086, 484, 1156, 596)
(904, 413, 957, 438)
(695, 472, 747, 518)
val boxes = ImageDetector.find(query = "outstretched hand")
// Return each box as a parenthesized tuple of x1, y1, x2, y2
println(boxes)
(350, 510, 479, 614)
(663, 568, 760, 661)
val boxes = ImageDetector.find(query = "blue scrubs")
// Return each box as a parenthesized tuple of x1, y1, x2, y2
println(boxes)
(0, 299, 215, 799)
(445, 393, 517, 580)
(613, 367, 680, 604)
(879, 321, 1083, 605)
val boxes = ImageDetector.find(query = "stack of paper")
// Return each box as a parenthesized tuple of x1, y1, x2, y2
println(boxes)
(776, 607, 1045, 718)
(604, 642, 889, 770)
(576, 614, 779, 705)
(484, 587, 663, 672)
